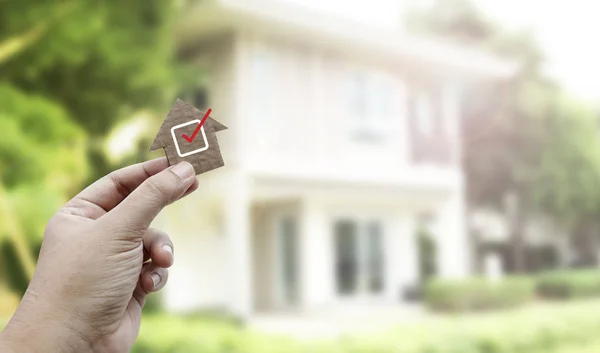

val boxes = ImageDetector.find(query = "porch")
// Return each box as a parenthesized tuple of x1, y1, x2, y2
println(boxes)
(249, 177, 469, 314)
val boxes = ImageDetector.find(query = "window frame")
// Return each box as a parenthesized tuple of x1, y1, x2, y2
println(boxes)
(344, 68, 396, 142)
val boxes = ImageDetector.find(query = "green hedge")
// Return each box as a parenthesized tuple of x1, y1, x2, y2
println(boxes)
(537, 270, 600, 300)
(132, 300, 600, 353)
(424, 277, 535, 312)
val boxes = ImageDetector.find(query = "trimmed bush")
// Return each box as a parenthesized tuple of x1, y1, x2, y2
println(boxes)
(425, 276, 535, 312)
(537, 270, 600, 300)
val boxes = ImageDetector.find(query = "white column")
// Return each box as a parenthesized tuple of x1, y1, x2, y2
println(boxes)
(299, 198, 330, 309)
(435, 189, 470, 279)
(224, 170, 253, 318)
(222, 31, 254, 318)
(386, 214, 418, 302)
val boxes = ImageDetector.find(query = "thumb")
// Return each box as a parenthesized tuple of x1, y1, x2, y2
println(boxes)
(103, 162, 196, 233)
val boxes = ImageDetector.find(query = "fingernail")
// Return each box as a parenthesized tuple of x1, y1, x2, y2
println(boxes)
(162, 244, 173, 256)
(171, 162, 195, 179)
(150, 273, 161, 288)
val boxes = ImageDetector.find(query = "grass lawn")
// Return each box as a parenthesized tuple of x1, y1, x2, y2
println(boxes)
(3, 300, 600, 352)
(134, 299, 600, 353)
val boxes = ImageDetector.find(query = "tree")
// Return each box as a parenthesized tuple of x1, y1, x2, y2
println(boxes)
(0, 0, 180, 293)
(407, 0, 600, 272)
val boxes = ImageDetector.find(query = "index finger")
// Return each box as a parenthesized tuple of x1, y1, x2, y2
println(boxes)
(64, 158, 170, 219)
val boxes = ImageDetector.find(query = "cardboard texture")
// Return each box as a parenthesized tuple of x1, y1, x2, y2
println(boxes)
(150, 99, 228, 175)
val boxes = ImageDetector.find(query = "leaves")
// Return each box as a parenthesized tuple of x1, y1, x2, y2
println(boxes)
(0, 1, 180, 285)
(531, 101, 600, 226)
(0, 0, 177, 136)
(408, 0, 600, 233)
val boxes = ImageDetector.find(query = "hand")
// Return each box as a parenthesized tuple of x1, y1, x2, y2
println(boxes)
(0, 158, 198, 353)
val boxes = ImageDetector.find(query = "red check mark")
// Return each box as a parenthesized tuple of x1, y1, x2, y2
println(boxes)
(182, 108, 212, 143)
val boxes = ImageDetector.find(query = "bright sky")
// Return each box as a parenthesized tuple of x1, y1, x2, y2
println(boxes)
(277, 0, 600, 104)
(478, 0, 600, 104)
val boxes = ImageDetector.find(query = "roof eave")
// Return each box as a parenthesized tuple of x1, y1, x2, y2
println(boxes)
(176, 0, 517, 80)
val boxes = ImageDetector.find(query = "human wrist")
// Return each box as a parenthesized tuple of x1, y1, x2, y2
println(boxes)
(1, 293, 94, 353)
(0, 331, 18, 353)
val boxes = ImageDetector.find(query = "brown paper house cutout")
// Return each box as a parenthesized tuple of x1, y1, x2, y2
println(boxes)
(150, 99, 227, 175)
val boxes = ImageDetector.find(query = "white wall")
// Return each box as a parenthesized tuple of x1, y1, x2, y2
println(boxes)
(299, 198, 334, 309)
(386, 213, 418, 302)
(154, 193, 227, 312)
(434, 189, 470, 278)
(252, 205, 276, 311)
(297, 196, 421, 309)
(223, 170, 253, 317)
(232, 33, 463, 190)
(241, 35, 409, 167)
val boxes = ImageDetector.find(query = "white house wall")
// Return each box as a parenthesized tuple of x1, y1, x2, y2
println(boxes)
(434, 189, 470, 278)
(153, 193, 227, 312)
(386, 213, 418, 302)
(297, 196, 420, 310)
(232, 33, 463, 190)
(299, 198, 333, 309)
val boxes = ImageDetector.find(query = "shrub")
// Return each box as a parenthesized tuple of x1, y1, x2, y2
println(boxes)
(537, 270, 600, 300)
(425, 276, 535, 312)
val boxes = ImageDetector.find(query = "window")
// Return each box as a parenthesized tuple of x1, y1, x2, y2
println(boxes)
(414, 92, 434, 135)
(365, 221, 384, 292)
(276, 217, 299, 305)
(441, 84, 461, 136)
(334, 220, 359, 295)
(175, 87, 208, 108)
(192, 88, 208, 109)
(334, 219, 386, 296)
(252, 50, 272, 117)
(408, 85, 456, 165)
(369, 79, 392, 121)
(347, 73, 368, 123)
(345, 70, 394, 141)
(252, 49, 276, 146)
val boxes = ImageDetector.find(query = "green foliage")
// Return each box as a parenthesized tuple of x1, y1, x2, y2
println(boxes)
(0, 0, 177, 137)
(131, 300, 600, 353)
(0, 1, 180, 286)
(407, 0, 600, 219)
(407, 0, 600, 272)
(405, 0, 497, 46)
(537, 270, 600, 300)
(4, 300, 600, 353)
(424, 277, 535, 312)
(0, 84, 87, 192)
(417, 228, 437, 283)
(0, 0, 179, 188)
(0, 241, 34, 295)
(531, 101, 600, 226)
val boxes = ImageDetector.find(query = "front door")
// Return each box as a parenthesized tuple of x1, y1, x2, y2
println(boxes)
(334, 219, 385, 300)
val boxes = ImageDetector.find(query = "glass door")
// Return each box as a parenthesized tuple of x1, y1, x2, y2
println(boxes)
(334, 220, 359, 295)
(334, 219, 385, 299)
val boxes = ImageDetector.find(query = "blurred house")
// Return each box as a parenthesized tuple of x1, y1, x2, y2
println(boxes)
(471, 209, 600, 274)
(470, 209, 569, 274)
(154, 0, 513, 318)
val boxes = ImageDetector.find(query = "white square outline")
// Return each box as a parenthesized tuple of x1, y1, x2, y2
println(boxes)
(170, 119, 209, 157)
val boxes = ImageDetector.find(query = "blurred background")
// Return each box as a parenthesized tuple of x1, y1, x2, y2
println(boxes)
(2, 0, 600, 352)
